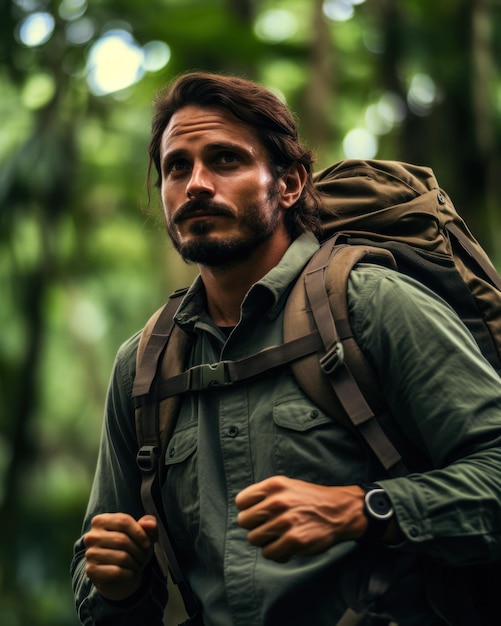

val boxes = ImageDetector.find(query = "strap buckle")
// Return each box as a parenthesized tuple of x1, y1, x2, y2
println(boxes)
(319, 341, 344, 374)
(189, 361, 230, 390)
(136, 445, 159, 473)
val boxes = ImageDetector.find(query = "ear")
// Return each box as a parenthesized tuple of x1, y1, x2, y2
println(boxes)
(277, 163, 307, 210)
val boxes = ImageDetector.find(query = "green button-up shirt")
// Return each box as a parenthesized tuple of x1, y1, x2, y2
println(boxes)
(72, 233, 501, 625)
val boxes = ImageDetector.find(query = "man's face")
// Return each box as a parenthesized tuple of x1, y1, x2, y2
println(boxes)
(159, 105, 288, 266)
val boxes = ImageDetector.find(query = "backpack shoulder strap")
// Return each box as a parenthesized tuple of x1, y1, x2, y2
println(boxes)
(133, 288, 190, 471)
(132, 289, 202, 621)
(133, 287, 188, 396)
(284, 238, 408, 476)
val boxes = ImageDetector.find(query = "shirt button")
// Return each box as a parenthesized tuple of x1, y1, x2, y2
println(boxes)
(310, 410, 319, 419)
(168, 447, 175, 457)
(409, 526, 419, 538)
(228, 426, 239, 438)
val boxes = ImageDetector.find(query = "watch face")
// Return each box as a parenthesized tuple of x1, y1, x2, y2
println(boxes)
(366, 489, 393, 520)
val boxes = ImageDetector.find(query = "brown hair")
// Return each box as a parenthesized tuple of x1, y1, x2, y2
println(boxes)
(147, 71, 321, 239)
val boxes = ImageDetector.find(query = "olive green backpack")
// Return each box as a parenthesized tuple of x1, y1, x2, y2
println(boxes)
(132, 159, 501, 625)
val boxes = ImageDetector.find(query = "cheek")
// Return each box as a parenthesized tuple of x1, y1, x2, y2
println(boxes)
(160, 185, 175, 220)
(237, 171, 275, 203)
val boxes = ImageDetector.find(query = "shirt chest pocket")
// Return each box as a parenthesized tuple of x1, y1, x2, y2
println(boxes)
(273, 399, 332, 431)
(271, 395, 369, 485)
(165, 425, 198, 466)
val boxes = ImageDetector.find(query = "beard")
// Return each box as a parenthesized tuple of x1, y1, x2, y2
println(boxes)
(166, 185, 281, 267)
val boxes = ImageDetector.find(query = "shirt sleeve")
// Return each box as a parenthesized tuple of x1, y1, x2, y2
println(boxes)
(70, 332, 168, 625)
(347, 263, 501, 566)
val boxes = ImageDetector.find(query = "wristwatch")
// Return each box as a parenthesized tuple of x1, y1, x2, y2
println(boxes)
(360, 483, 394, 542)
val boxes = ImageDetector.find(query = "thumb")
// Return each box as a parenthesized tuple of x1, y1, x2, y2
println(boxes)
(138, 515, 158, 543)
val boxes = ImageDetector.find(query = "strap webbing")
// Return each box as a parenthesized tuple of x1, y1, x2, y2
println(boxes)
(133, 289, 187, 397)
(304, 240, 407, 476)
(135, 290, 202, 621)
(446, 222, 501, 290)
(139, 459, 202, 618)
(151, 332, 324, 401)
(137, 395, 203, 617)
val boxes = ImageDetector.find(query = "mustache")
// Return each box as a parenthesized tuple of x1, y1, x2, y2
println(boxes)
(173, 198, 234, 224)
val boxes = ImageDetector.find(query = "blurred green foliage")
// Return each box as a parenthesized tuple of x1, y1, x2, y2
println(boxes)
(1, 0, 501, 623)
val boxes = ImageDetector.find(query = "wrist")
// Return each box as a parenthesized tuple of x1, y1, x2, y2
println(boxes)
(98, 567, 152, 606)
(358, 483, 394, 543)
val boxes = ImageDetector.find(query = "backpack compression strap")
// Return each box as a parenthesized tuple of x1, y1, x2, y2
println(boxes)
(446, 222, 501, 290)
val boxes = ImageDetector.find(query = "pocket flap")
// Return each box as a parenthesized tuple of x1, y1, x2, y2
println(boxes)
(273, 396, 331, 431)
(165, 426, 198, 465)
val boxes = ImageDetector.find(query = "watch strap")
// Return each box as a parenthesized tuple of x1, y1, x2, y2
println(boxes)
(359, 483, 394, 543)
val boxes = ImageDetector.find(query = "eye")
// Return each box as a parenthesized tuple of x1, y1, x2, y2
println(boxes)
(217, 152, 239, 165)
(165, 158, 191, 175)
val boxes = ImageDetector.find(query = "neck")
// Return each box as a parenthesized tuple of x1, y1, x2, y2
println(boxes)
(199, 236, 291, 326)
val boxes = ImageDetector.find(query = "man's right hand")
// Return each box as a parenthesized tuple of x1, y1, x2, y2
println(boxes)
(84, 513, 158, 602)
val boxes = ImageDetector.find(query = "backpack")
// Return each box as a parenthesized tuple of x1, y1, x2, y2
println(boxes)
(131, 159, 501, 625)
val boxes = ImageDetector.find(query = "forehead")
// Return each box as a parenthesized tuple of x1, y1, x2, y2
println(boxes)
(160, 105, 264, 154)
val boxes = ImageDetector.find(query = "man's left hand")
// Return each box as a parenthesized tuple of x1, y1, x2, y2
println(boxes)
(235, 476, 366, 562)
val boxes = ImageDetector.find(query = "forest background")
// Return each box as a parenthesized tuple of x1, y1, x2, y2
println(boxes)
(1, 0, 501, 624)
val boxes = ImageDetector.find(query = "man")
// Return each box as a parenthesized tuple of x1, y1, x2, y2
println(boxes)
(71, 72, 501, 625)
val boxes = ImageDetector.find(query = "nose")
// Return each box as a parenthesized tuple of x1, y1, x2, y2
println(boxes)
(186, 163, 215, 199)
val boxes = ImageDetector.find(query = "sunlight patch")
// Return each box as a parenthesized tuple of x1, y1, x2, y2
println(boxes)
(18, 12, 55, 47)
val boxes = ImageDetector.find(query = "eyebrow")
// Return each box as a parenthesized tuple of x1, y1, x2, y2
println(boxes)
(206, 141, 253, 154)
(161, 148, 187, 162)
(162, 141, 255, 163)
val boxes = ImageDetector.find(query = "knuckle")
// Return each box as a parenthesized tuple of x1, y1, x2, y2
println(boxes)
(266, 494, 287, 514)
(91, 513, 110, 527)
(114, 549, 133, 567)
(92, 512, 132, 530)
(83, 530, 97, 547)
(85, 561, 104, 579)
(113, 512, 133, 529)
(267, 475, 288, 490)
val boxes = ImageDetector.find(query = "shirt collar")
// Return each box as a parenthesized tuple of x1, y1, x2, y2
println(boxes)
(175, 232, 320, 331)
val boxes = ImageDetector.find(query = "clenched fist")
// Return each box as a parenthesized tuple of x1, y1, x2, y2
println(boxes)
(236, 476, 366, 562)
(84, 513, 158, 601)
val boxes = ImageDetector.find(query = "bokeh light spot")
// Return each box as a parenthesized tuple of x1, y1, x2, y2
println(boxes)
(254, 9, 298, 43)
(86, 30, 144, 96)
(65, 17, 95, 45)
(142, 40, 171, 72)
(343, 128, 378, 158)
(21, 72, 56, 109)
(18, 12, 55, 47)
